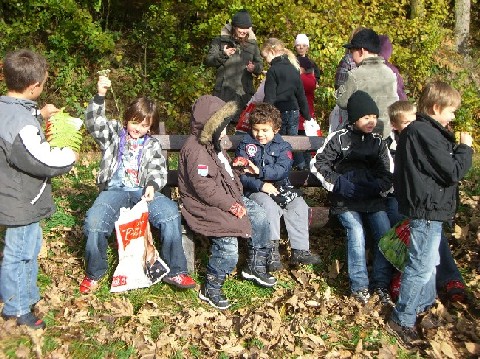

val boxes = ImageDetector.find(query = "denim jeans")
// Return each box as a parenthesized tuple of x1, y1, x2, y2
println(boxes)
(0, 222, 42, 316)
(84, 189, 187, 280)
(391, 219, 441, 328)
(280, 110, 299, 136)
(386, 196, 463, 288)
(206, 196, 271, 277)
(337, 210, 393, 293)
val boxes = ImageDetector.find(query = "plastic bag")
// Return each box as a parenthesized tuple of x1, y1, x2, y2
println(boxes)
(235, 103, 256, 133)
(378, 218, 410, 271)
(304, 119, 322, 136)
(110, 200, 169, 292)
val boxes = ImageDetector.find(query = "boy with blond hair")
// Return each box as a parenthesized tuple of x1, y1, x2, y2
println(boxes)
(0, 49, 77, 329)
(386, 81, 473, 349)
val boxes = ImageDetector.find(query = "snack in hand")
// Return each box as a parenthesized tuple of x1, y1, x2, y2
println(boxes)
(45, 108, 83, 151)
(232, 156, 249, 168)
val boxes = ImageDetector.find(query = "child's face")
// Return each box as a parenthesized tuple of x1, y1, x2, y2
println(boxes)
(127, 118, 151, 139)
(431, 105, 457, 127)
(354, 114, 377, 133)
(295, 44, 308, 56)
(391, 111, 416, 133)
(262, 51, 275, 64)
(251, 123, 277, 144)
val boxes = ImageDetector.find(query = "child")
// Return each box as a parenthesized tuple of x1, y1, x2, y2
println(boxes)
(80, 74, 195, 293)
(387, 101, 467, 303)
(178, 95, 276, 310)
(235, 102, 321, 271)
(261, 38, 311, 136)
(386, 82, 473, 349)
(310, 90, 394, 305)
(0, 49, 77, 329)
(336, 28, 399, 138)
(293, 34, 322, 84)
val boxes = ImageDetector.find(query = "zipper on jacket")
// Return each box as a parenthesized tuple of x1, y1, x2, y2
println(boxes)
(30, 179, 47, 205)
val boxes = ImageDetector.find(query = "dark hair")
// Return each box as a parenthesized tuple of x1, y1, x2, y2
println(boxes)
(123, 97, 160, 135)
(3, 49, 47, 92)
(249, 102, 282, 131)
(417, 80, 461, 115)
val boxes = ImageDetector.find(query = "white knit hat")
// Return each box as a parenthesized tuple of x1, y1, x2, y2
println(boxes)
(294, 34, 309, 47)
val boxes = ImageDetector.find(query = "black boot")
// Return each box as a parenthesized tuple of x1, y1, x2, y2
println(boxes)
(198, 273, 230, 310)
(242, 247, 277, 287)
(267, 240, 283, 272)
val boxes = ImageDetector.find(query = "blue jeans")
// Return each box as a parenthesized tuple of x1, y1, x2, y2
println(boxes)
(84, 189, 187, 280)
(337, 210, 393, 293)
(280, 110, 299, 136)
(391, 219, 441, 328)
(386, 196, 463, 288)
(0, 222, 42, 316)
(207, 196, 271, 277)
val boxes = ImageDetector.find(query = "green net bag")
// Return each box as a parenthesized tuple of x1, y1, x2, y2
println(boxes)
(378, 218, 410, 271)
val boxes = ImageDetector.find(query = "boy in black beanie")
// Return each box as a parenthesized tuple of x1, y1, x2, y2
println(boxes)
(310, 90, 394, 305)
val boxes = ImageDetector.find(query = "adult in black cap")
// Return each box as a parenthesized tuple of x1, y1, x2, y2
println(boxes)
(336, 28, 399, 138)
(205, 10, 263, 118)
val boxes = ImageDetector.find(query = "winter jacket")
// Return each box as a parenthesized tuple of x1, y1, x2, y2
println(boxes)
(378, 35, 408, 101)
(236, 133, 293, 196)
(178, 95, 253, 238)
(298, 72, 317, 130)
(85, 95, 167, 191)
(0, 96, 75, 226)
(336, 56, 399, 138)
(264, 55, 311, 121)
(310, 125, 393, 215)
(205, 24, 263, 109)
(394, 113, 472, 222)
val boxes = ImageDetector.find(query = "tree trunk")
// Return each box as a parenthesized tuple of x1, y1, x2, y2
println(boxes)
(455, 0, 471, 54)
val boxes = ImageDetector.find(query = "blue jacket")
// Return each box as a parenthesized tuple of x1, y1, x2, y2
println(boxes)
(235, 133, 293, 196)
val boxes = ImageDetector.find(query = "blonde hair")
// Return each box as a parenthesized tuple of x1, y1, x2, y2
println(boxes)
(261, 38, 300, 71)
(388, 101, 416, 125)
(418, 80, 461, 115)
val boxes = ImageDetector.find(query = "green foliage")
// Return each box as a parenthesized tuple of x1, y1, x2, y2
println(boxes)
(45, 108, 83, 151)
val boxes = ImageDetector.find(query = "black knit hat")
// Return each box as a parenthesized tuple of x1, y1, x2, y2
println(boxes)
(232, 9, 252, 28)
(343, 28, 380, 54)
(347, 91, 379, 124)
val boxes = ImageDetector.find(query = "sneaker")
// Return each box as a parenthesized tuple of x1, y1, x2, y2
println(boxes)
(290, 249, 322, 265)
(386, 319, 426, 349)
(146, 259, 170, 284)
(445, 280, 466, 302)
(162, 273, 196, 289)
(352, 288, 370, 304)
(198, 285, 230, 310)
(241, 267, 277, 287)
(2, 312, 46, 330)
(374, 287, 394, 306)
(79, 276, 99, 294)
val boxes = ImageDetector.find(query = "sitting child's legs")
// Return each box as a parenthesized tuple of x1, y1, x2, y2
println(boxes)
(0, 222, 42, 316)
(337, 211, 370, 301)
(436, 233, 465, 301)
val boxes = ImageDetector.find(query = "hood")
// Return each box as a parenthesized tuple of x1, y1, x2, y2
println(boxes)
(0, 95, 37, 109)
(378, 35, 393, 61)
(190, 95, 237, 144)
(220, 23, 257, 40)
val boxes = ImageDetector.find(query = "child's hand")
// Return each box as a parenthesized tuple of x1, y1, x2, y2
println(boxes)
(244, 159, 260, 175)
(97, 75, 111, 96)
(460, 132, 473, 147)
(229, 202, 246, 218)
(261, 182, 279, 195)
(142, 186, 155, 202)
(40, 104, 60, 120)
(232, 156, 249, 168)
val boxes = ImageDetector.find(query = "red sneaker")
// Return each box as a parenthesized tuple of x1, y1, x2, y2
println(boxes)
(445, 280, 466, 302)
(162, 274, 196, 289)
(79, 276, 99, 294)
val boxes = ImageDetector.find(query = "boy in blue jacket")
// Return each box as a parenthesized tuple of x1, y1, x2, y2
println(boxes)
(234, 102, 321, 271)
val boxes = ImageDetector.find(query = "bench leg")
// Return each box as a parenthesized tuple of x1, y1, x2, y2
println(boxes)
(181, 225, 195, 273)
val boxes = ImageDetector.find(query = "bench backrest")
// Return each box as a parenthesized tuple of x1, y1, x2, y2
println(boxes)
(153, 132, 325, 188)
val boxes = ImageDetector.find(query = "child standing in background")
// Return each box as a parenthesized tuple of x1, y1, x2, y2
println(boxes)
(235, 102, 321, 271)
(80, 74, 195, 294)
(386, 81, 473, 349)
(0, 49, 77, 329)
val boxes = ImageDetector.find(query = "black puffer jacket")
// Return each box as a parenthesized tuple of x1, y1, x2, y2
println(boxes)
(394, 113, 472, 222)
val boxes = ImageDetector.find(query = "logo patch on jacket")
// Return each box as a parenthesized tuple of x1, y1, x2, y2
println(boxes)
(246, 144, 258, 157)
(287, 150, 293, 160)
(197, 164, 208, 177)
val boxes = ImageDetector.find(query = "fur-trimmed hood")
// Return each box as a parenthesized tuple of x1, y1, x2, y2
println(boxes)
(220, 22, 257, 41)
(190, 95, 237, 145)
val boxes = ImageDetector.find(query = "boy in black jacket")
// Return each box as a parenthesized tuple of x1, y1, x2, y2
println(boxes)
(386, 81, 473, 349)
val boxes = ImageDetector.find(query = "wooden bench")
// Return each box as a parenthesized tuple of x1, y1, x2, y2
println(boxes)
(154, 124, 329, 272)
